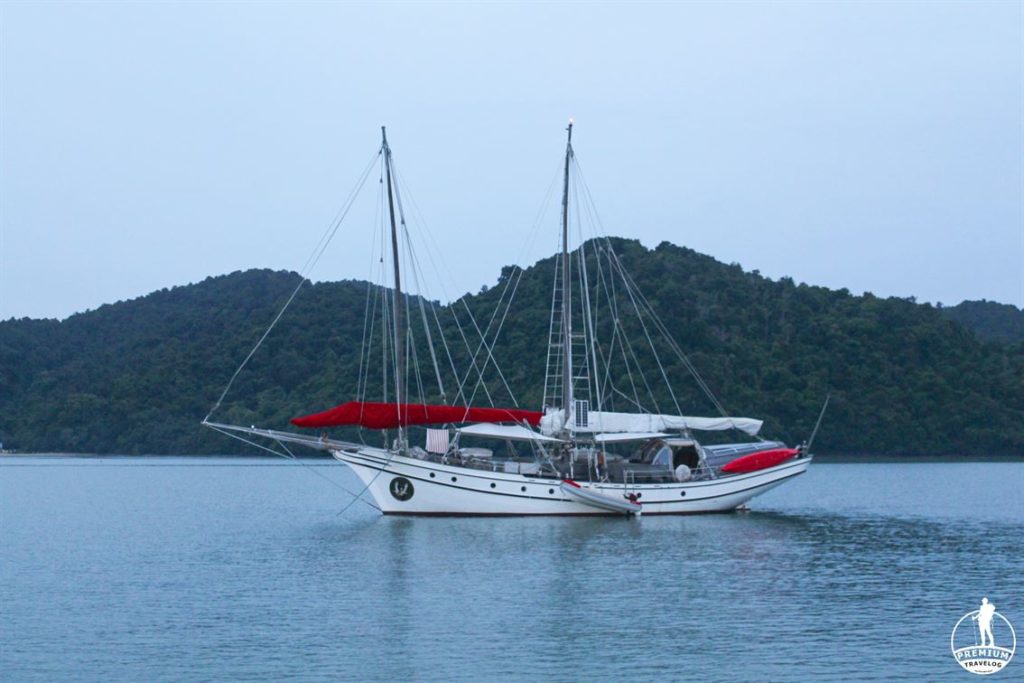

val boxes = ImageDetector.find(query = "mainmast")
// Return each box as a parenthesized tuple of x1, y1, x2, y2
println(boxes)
(560, 119, 574, 432)
(382, 126, 405, 450)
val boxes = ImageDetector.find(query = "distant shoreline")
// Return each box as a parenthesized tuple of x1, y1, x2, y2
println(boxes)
(1, 452, 1020, 463)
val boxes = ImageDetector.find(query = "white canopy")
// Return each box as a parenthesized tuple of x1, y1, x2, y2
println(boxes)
(593, 432, 668, 443)
(457, 423, 564, 443)
(540, 410, 763, 436)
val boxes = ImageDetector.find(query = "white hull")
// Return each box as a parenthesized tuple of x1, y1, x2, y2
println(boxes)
(333, 447, 810, 516)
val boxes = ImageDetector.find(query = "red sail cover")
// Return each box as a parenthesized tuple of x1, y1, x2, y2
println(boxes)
(290, 401, 543, 430)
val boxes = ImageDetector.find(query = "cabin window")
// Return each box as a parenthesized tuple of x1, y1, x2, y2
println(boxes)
(652, 445, 672, 468)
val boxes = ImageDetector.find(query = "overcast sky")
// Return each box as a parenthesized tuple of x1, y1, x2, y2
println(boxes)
(1, 1, 1021, 320)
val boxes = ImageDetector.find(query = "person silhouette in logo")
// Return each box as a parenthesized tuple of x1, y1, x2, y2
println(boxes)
(974, 597, 996, 647)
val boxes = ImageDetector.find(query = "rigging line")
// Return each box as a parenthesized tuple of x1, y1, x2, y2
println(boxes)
(572, 173, 603, 410)
(274, 438, 381, 511)
(397, 297, 417, 406)
(393, 159, 561, 404)
(390, 161, 561, 413)
(572, 194, 590, 406)
(603, 268, 638, 410)
(583, 193, 620, 392)
(205, 149, 381, 421)
(609, 383, 648, 411)
(499, 157, 566, 279)
(363, 225, 387, 428)
(427, 299, 461, 400)
(599, 245, 656, 413)
(405, 251, 461, 406)
(356, 219, 389, 448)
(464, 265, 525, 399)
(380, 247, 392, 404)
(605, 244, 684, 416)
(465, 264, 525, 407)
(356, 160, 387, 406)
(441, 298, 488, 407)
(591, 246, 622, 411)
(408, 326, 427, 405)
(458, 266, 523, 406)
(400, 227, 459, 403)
(389, 156, 557, 411)
(577, 155, 712, 417)
(415, 253, 524, 409)
(389, 159, 420, 410)
(449, 299, 496, 407)
(573, 166, 616, 409)
(450, 260, 522, 405)
(334, 445, 402, 517)
(611, 247, 728, 416)
(572, 157, 728, 416)
(580, 185, 636, 413)
(402, 225, 447, 400)
(383, 163, 493, 407)
(206, 425, 379, 512)
(595, 328, 617, 410)
(393, 157, 562, 308)
(295, 150, 381, 277)
(445, 271, 516, 406)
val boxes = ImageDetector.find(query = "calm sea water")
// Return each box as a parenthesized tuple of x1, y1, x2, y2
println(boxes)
(1, 457, 1021, 681)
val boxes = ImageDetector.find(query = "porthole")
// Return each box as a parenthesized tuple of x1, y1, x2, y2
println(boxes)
(680, 491, 686, 497)
(521, 486, 527, 492)
(451, 476, 458, 483)
(549, 488, 555, 495)
(429, 472, 435, 478)
(490, 482, 496, 489)
(636, 493, 642, 499)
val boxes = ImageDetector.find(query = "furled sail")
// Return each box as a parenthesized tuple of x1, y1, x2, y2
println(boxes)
(539, 409, 763, 436)
(291, 401, 543, 430)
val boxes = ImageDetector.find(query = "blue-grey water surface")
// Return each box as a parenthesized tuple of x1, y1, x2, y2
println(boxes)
(2, 457, 1021, 681)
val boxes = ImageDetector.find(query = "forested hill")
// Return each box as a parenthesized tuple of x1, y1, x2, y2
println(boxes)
(941, 300, 1024, 344)
(2, 239, 1022, 456)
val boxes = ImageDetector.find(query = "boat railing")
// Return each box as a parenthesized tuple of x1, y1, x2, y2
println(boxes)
(617, 466, 727, 484)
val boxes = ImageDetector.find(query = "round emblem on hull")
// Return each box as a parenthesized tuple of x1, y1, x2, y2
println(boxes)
(389, 477, 414, 501)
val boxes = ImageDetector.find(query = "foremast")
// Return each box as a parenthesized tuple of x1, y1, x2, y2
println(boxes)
(382, 127, 406, 452)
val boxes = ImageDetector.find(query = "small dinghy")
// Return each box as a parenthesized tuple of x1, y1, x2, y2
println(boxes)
(721, 447, 799, 474)
(560, 479, 643, 515)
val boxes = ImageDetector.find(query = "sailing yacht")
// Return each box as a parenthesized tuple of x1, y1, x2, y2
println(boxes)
(205, 123, 819, 516)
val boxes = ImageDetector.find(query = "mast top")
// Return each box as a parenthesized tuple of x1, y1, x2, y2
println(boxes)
(381, 126, 389, 147)
(566, 118, 573, 143)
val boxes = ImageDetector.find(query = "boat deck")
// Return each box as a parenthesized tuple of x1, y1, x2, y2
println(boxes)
(407, 440, 791, 485)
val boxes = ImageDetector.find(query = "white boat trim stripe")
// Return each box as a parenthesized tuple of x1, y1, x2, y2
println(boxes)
(339, 448, 812, 489)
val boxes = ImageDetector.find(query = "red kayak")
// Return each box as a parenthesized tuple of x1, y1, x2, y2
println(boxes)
(721, 448, 799, 474)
